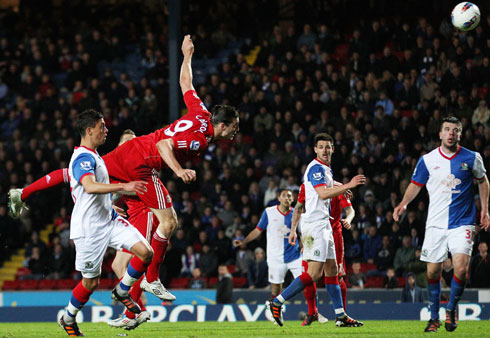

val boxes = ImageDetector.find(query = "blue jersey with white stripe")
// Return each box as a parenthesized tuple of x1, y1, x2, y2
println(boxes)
(411, 146, 486, 229)
(256, 206, 300, 263)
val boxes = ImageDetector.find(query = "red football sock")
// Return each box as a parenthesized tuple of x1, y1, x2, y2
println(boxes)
(73, 281, 93, 304)
(21, 168, 69, 200)
(339, 277, 347, 310)
(146, 231, 168, 283)
(125, 277, 145, 319)
(303, 283, 318, 316)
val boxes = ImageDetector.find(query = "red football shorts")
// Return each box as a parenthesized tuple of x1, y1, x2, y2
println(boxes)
(104, 142, 173, 210)
(122, 208, 160, 254)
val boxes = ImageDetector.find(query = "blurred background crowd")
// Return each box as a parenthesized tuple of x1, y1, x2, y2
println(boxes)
(0, 0, 490, 291)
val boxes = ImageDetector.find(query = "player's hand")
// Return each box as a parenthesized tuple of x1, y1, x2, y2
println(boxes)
(288, 231, 297, 246)
(181, 35, 194, 56)
(348, 175, 366, 188)
(233, 240, 242, 248)
(344, 189, 353, 200)
(177, 169, 196, 184)
(480, 211, 490, 231)
(112, 205, 127, 218)
(341, 219, 352, 230)
(393, 203, 407, 222)
(122, 181, 148, 194)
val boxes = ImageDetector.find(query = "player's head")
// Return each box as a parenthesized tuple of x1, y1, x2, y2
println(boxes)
(77, 109, 107, 146)
(118, 129, 136, 146)
(278, 189, 293, 208)
(313, 133, 334, 165)
(439, 116, 462, 151)
(211, 105, 240, 140)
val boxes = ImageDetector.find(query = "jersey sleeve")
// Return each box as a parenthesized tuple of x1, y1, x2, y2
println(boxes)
(473, 152, 486, 180)
(340, 195, 352, 209)
(72, 153, 96, 183)
(172, 132, 208, 154)
(411, 157, 429, 186)
(307, 164, 327, 188)
(297, 184, 305, 204)
(183, 90, 212, 117)
(256, 210, 268, 231)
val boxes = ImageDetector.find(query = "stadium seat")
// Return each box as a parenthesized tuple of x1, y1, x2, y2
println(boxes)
(366, 276, 384, 288)
(19, 279, 39, 290)
(169, 277, 189, 289)
(397, 277, 406, 288)
(2, 280, 20, 291)
(56, 279, 77, 290)
(15, 267, 32, 279)
(207, 277, 219, 288)
(226, 265, 235, 274)
(98, 278, 117, 289)
(232, 277, 247, 288)
(38, 279, 57, 290)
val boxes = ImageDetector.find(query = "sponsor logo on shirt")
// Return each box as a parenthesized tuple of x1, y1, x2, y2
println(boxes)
(278, 225, 291, 238)
(80, 161, 92, 170)
(190, 140, 200, 151)
(441, 174, 461, 193)
(433, 166, 440, 170)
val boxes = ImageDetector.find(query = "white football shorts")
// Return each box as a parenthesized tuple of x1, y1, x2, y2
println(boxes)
(74, 216, 147, 278)
(300, 220, 336, 262)
(420, 225, 475, 263)
(267, 257, 302, 284)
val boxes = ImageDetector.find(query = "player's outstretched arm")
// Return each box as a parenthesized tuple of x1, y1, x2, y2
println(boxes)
(233, 228, 262, 248)
(477, 175, 490, 231)
(393, 182, 422, 222)
(156, 138, 196, 184)
(315, 175, 366, 200)
(81, 175, 147, 195)
(180, 34, 195, 95)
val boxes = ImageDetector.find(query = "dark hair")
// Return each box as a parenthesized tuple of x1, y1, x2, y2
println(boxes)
(440, 116, 462, 131)
(314, 133, 333, 147)
(77, 109, 103, 137)
(211, 105, 239, 126)
(122, 129, 135, 136)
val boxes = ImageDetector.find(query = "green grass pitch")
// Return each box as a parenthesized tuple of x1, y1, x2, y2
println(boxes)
(0, 320, 489, 337)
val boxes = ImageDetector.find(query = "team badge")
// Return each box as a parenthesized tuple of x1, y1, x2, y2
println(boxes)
(460, 163, 469, 170)
(190, 140, 200, 151)
(314, 250, 320, 256)
(422, 249, 428, 257)
(85, 262, 94, 269)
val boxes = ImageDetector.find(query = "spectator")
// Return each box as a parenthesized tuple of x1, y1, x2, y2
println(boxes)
(181, 245, 200, 277)
(47, 243, 70, 280)
(384, 267, 398, 289)
(369, 235, 395, 276)
(25, 231, 47, 258)
(401, 272, 425, 303)
(394, 236, 415, 276)
(188, 267, 207, 289)
(349, 261, 366, 289)
(345, 229, 363, 262)
(216, 264, 233, 304)
(472, 100, 490, 127)
(199, 244, 218, 277)
(235, 242, 253, 277)
(24, 246, 47, 280)
(363, 225, 382, 263)
(470, 242, 490, 288)
(247, 247, 268, 289)
(407, 248, 427, 288)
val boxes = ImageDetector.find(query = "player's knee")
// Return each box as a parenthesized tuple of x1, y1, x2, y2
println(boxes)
(142, 246, 154, 262)
(454, 266, 466, 280)
(83, 277, 99, 291)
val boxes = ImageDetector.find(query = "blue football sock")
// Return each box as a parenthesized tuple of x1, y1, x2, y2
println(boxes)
(427, 279, 441, 320)
(447, 275, 465, 311)
(325, 282, 345, 317)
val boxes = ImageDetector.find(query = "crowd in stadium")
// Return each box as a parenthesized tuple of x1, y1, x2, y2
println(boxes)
(1, 1, 490, 291)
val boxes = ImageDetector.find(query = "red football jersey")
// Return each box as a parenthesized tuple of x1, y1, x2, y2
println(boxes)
(297, 183, 351, 232)
(130, 90, 214, 171)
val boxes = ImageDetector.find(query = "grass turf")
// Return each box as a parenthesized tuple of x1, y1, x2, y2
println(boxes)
(0, 320, 489, 337)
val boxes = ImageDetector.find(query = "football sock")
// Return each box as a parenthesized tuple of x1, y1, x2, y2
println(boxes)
(64, 281, 93, 324)
(146, 230, 168, 283)
(339, 276, 347, 310)
(303, 283, 317, 315)
(274, 272, 313, 305)
(22, 168, 69, 200)
(118, 258, 151, 295)
(325, 276, 345, 318)
(447, 275, 465, 311)
(125, 277, 145, 319)
(427, 276, 441, 320)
